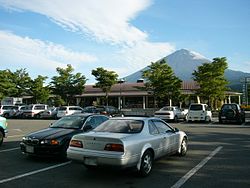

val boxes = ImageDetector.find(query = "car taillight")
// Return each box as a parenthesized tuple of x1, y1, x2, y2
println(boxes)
(50, 139, 59, 145)
(70, 140, 83, 148)
(104, 143, 124, 152)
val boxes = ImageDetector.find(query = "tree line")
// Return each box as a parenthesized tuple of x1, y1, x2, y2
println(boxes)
(0, 57, 229, 109)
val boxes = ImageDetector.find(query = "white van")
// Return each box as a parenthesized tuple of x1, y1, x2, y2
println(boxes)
(187, 103, 212, 122)
(22, 104, 48, 118)
(57, 106, 83, 118)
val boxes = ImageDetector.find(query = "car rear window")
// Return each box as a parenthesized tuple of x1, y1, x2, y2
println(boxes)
(58, 107, 67, 111)
(94, 119, 144, 134)
(189, 105, 203, 111)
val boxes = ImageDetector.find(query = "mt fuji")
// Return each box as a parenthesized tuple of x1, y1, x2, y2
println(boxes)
(123, 49, 250, 91)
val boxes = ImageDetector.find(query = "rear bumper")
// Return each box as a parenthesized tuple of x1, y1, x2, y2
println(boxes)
(67, 148, 139, 168)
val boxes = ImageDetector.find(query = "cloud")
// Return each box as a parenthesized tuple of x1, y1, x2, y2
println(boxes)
(115, 41, 175, 76)
(0, 0, 176, 80)
(0, 0, 151, 46)
(0, 30, 97, 75)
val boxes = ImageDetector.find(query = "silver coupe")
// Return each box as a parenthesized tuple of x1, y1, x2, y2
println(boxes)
(67, 117, 188, 176)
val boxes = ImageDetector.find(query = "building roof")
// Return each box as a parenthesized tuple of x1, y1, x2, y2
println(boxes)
(77, 81, 201, 97)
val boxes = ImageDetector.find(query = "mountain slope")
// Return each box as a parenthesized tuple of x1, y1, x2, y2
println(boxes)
(123, 49, 250, 91)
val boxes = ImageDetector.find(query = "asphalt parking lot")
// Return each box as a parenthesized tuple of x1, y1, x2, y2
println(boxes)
(1, 119, 250, 188)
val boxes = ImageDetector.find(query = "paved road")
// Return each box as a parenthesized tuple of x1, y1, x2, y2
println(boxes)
(0, 119, 250, 188)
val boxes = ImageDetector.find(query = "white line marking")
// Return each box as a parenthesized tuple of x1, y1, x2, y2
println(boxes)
(171, 146, 223, 188)
(7, 134, 24, 138)
(0, 161, 71, 184)
(0, 147, 19, 153)
(11, 129, 23, 132)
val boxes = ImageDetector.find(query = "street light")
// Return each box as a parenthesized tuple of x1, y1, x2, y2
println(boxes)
(118, 78, 125, 110)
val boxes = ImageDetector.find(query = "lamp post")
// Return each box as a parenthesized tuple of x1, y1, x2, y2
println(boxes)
(118, 78, 125, 110)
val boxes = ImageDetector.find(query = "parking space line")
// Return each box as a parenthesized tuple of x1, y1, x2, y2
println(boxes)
(0, 147, 19, 153)
(0, 161, 72, 184)
(171, 146, 223, 188)
(7, 134, 24, 138)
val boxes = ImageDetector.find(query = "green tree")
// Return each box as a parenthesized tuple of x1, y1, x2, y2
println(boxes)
(12, 69, 32, 96)
(30, 75, 50, 103)
(142, 59, 182, 107)
(192, 57, 229, 109)
(0, 70, 17, 99)
(50, 64, 86, 105)
(92, 67, 118, 106)
(0, 69, 32, 99)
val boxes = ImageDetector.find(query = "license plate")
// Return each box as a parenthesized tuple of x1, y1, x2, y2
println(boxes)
(221, 116, 226, 119)
(84, 157, 97, 166)
(26, 145, 34, 153)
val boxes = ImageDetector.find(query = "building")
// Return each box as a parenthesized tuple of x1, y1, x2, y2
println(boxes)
(75, 81, 242, 109)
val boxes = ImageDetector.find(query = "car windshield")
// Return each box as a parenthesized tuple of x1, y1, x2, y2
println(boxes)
(94, 119, 144, 134)
(50, 116, 86, 129)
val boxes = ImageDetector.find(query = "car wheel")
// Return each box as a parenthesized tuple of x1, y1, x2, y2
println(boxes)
(0, 131, 4, 146)
(138, 150, 153, 177)
(178, 138, 187, 156)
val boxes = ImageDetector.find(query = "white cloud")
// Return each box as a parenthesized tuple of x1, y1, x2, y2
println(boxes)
(0, 0, 176, 80)
(0, 30, 97, 74)
(115, 41, 175, 76)
(0, 0, 151, 46)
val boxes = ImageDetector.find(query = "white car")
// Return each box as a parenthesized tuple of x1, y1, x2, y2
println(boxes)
(154, 106, 188, 122)
(57, 106, 83, 118)
(67, 117, 188, 176)
(22, 104, 48, 118)
(187, 103, 212, 122)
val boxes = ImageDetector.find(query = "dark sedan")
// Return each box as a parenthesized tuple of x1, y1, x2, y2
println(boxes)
(20, 113, 109, 159)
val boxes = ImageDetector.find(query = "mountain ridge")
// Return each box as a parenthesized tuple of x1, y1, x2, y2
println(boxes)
(123, 49, 249, 91)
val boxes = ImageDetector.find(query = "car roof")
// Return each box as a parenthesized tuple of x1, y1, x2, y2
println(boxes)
(110, 116, 158, 121)
(68, 113, 107, 117)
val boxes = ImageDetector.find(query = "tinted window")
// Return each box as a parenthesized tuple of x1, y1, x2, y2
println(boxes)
(34, 105, 45, 110)
(190, 104, 203, 111)
(95, 119, 144, 134)
(58, 107, 67, 111)
(3, 106, 15, 110)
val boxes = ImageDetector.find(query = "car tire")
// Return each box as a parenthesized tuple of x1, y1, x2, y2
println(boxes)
(178, 138, 187, 156)
(0, 131, 3, 146)
(138, 150, 153, 177)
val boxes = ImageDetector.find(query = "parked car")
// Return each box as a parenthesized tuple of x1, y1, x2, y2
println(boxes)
(57, 106, 83, 118)
(0, 105, 16, 118)
(20, 113, 109, 159)
(82, 105, 123, 117)
(187, 103, 212, 122)
(154, 106, 188, 122)
(219, 103, 245, 124)
(22, 104, 48, 118)
(0, 116, 8, 146)
(67, 117, 188, 176)
(39, 107, 59, 119)
(9, 105, 27, 118)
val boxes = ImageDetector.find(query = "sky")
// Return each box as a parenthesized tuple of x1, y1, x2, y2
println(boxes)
(0, 0, 249, 84)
